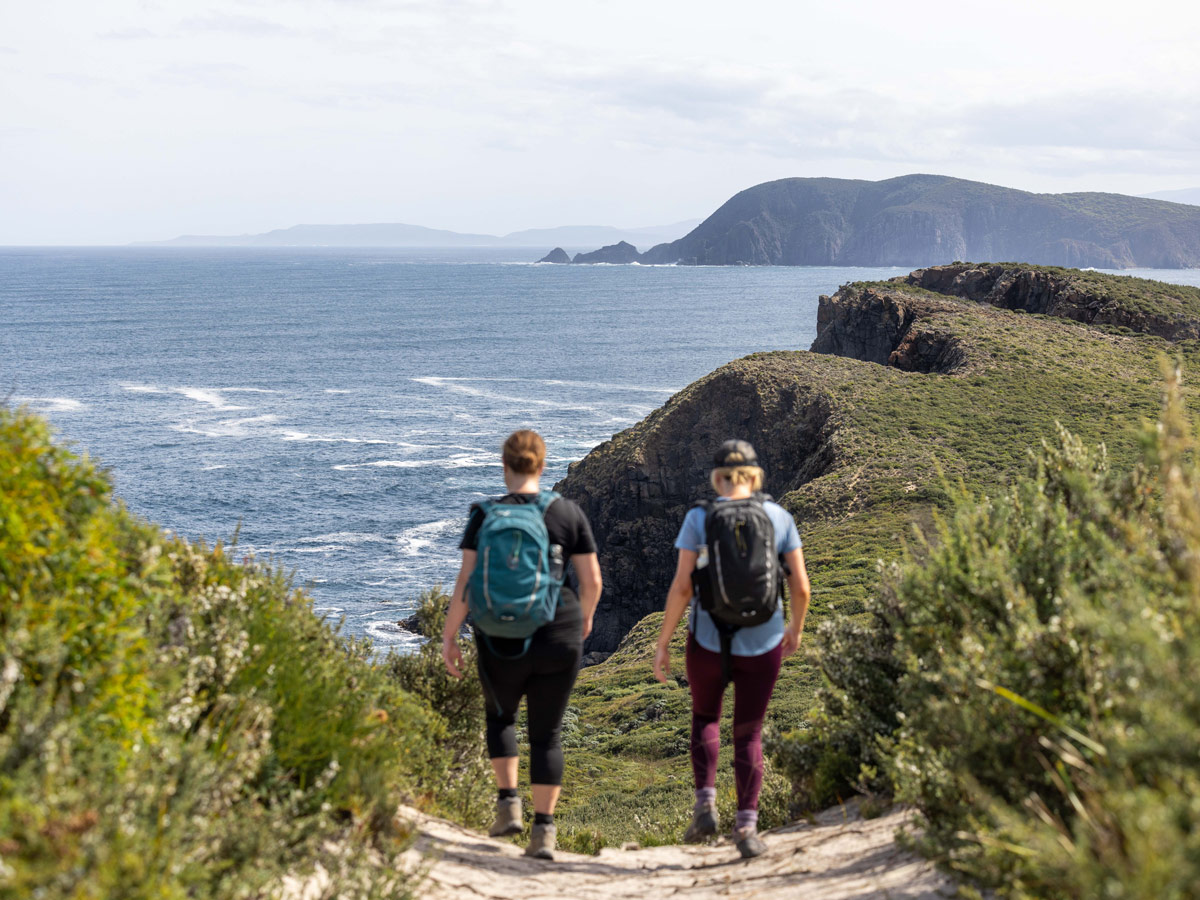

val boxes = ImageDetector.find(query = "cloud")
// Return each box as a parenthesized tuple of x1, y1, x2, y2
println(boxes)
(158, 62, 253, 89)
(177, 13, 299, 37)
(566, 64, 779, 123)
(955, 92, 1200, 154)
(538, 59, 1200, 179)
(48, 72, 111, 88)
(99, 28, 158, 40)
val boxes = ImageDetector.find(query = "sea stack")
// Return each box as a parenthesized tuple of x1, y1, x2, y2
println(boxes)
(572, 241, 640, 264)
(538, 247, 571, 264)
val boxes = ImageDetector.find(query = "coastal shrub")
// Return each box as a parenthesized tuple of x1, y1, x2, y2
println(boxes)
(774, 369, 1200, 895)
(0, 406, 443, 899)
(385, 587, 492, 828)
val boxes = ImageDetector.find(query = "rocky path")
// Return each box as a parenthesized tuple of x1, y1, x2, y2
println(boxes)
(398, 802, 958, 900)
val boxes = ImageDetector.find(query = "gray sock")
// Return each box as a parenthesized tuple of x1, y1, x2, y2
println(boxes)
(735, 809, 758, 832)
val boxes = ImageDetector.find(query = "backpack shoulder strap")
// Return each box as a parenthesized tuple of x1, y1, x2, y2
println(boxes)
(533, 490, 560, 517)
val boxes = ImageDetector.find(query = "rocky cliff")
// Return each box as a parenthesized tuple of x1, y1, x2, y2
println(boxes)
(556, 360, 842, 652)
(562, 265, 1200, 654)
(615, 175, 1200, 268)
(573, 241, 641, 264)
(895, 262, 1200, 340)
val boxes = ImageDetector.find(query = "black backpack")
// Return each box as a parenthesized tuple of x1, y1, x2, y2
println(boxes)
(692, 496, 784, 682)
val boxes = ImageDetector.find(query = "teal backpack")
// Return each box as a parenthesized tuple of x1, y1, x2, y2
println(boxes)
(467, 491, 564, 658)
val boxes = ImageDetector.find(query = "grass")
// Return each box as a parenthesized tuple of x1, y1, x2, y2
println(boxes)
(544, 269, 1200, 847)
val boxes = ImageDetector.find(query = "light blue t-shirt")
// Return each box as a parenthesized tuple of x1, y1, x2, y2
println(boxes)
(675, 498, 802, 657)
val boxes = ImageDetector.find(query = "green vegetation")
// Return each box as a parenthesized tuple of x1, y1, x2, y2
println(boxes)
(0, 408, 472, 899)
(776, 371, 1200, 896)
(550, 271, 1200, 848)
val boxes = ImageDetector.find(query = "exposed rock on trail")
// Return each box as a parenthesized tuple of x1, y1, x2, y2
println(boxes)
(399, 803, 955, 899)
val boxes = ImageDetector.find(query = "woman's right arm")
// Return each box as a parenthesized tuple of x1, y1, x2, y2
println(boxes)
(442, 549, 476, 679)
(653, 549, 697, 683)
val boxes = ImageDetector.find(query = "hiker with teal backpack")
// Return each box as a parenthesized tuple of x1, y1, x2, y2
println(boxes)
(442, 430, 602, 861)
(652, 440, 811, 859)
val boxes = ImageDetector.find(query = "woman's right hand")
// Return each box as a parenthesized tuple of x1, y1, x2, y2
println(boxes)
(442, 636, 464, 680)
(652, 642, 671, 683)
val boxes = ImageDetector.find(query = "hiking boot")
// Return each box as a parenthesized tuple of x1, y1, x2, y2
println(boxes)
(488, 796, 523, 837)
(682, 801, 718, 843)
(524, 823, 556, 860)
(734, 826, 767, 859)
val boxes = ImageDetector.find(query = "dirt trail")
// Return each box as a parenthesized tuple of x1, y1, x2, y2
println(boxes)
(397, 802, 957, 899)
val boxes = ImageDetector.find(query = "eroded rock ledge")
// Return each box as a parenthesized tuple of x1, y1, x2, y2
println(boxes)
(899, 262, 1200, 341)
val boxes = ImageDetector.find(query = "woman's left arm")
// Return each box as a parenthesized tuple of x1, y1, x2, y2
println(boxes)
(574, 553, 602, 639)
(780, 547, 811, 657)
(442, 549, 476, 679)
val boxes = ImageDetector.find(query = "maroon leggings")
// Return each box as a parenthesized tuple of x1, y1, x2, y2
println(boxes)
(686, 633, 783, 810)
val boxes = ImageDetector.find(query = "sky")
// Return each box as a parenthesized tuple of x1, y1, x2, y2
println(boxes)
(2, 0, 1198, 244)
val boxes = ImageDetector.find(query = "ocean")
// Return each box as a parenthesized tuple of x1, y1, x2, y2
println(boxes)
(5, 247, 1199, 650)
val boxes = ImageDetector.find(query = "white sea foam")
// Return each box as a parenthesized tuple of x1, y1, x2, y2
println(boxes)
(176, 387, 248, 411)
(280, 430, 404, 446)
(413, 376, 558, 408)
(171, 414, 278, 438)
(300, 532, 388, 546)
(334, 454, 500, 471)
(120, 382, 166, 394)
(220, 387, 279, 393)
(201, 464, 228, 470)
(13, 396, 85, 412)
(365, 620, 422, 648)
(396, 519, 461, 557)
(324, 389, 353, 394)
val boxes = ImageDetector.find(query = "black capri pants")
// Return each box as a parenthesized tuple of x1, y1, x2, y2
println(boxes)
(474, 596, 582, 786)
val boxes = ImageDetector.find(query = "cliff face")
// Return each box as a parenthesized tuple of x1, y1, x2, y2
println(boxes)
(556, 362, 840, 653)
(630, 175, 1200, 268)
(562, 264, 1200, 655)
(898, 263, 1200, 340)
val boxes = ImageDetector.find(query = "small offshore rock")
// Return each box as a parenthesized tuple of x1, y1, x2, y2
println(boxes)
(538, 247, 571, 264)
(572, 241, 640, 264)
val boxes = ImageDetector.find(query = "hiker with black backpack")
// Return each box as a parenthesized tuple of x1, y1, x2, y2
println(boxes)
(441, 429, 602, 861)
(652, 439, 811, 859)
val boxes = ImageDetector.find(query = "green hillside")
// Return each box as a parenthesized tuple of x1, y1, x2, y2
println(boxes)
(553, 265, 1200, 847)
(0, 409, 488, 899)
(633, 175, 1200, 267)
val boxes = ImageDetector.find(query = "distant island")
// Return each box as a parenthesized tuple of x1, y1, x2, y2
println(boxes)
(566, 175, 1200, 268)
(133, 220, 701, 250)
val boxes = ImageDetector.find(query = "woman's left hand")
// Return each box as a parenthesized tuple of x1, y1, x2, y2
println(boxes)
(442, 636, 464, 679)
(781, 623, 803, 658)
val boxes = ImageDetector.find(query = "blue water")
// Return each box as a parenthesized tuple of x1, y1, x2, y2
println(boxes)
(5, 248, 1199, 648)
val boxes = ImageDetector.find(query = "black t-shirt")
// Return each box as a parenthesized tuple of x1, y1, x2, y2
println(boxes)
(460, 493, 597, 651)
(459, 492, 597, 560)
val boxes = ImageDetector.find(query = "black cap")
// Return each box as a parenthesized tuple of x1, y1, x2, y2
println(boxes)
(713, 439, 758, 468)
